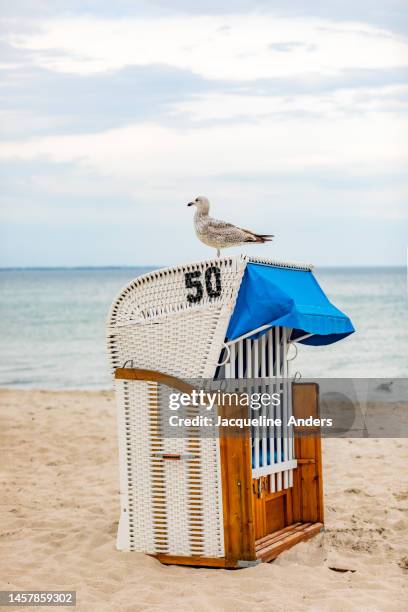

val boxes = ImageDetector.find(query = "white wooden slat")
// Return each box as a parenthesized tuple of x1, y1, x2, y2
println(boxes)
(282, 328, 289, 489)
(286, 328, 294, 487)
(260, 334, 267, 469)
(229, 343, 236, 379)
(236, 339, 244, 397)
(252, 339, 259, 471)
(253, 337, 259, 377)
(267, 329, 275, 492)
(274, 327, 282, 492)
(260, 334, 267, 378)
(238, 341, 244, 378)
(245, 339, 252, 378)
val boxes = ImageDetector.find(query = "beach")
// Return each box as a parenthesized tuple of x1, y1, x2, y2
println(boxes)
(1, 388, 407, 612)
(3, 1, 408, 609)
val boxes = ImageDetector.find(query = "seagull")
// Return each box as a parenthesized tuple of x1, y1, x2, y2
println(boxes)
(187, 196, 273, 257)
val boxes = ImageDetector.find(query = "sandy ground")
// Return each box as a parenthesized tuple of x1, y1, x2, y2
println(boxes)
(0, 389, 407, 612)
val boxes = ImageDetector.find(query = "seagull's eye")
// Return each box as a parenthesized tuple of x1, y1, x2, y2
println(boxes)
(195, 198, 199, 202)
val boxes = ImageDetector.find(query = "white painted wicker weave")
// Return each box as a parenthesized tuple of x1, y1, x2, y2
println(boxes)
(108, 255, 309, 557)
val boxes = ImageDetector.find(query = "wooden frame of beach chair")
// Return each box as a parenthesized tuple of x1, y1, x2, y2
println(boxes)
(107, 256, 324, 567)
(114, 368, 323, 567)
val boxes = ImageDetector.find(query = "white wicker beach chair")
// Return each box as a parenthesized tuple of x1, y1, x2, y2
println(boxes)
(107, 255, 344, 566)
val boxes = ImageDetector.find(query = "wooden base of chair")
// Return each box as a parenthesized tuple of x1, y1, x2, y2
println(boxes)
(256, 521, 324, 562)
(152, 554, 230, 568)
(152, 521, 323, 568)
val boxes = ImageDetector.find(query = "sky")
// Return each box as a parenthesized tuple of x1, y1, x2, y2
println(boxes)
(0, 1, 407, 267)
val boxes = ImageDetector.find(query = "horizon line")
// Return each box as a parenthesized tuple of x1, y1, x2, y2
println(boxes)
(0, 264, 405, 271)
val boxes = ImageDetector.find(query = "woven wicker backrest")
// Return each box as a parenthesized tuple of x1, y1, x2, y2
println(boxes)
(107, 256, 247, 378)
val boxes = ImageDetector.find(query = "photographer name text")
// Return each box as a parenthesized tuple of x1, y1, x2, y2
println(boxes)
(168, 391, 332, 428)
(168, 415, 333, 428)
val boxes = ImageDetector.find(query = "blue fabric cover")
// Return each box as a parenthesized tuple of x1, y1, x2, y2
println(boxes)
(227, 263, 355, 345)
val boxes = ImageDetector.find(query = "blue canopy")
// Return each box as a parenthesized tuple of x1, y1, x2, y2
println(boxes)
(227, 263, 355, 346)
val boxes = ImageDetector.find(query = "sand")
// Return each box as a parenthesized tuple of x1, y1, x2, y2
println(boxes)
(0, 388, 407, 612)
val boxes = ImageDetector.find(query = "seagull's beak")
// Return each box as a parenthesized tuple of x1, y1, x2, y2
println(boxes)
(187, 202, 194, 207)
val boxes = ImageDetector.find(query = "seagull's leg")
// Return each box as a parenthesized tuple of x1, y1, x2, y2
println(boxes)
(216, 249, 220, 258)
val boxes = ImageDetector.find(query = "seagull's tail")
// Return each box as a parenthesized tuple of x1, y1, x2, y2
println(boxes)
(246, 233, 274, 243)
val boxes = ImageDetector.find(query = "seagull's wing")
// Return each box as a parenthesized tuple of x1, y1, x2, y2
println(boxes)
(207, 217, 274, 242)
(206, 217, 273, 244)
(205, 223, 251, 242)
(237, 225, 274, 242)
(207, 217, 236, 229)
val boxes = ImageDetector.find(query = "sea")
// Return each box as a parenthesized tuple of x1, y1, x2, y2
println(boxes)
(0, 267, 407, 389)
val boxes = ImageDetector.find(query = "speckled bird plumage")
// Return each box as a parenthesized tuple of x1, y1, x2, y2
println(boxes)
(187, 196, 273, 257)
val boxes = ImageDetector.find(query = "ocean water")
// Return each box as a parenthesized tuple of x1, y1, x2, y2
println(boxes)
(0, 267, 406, 389)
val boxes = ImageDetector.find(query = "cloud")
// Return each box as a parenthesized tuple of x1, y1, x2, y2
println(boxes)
(1, 53, 407, 141)
(8, 14, 408, 79)
(1, 11, 407, 142)
(170, 85, 408, 122)
(0, 63, 210, 138)
(1, 111, 406, 176)
(4, 1, 408, 36)
(269, 41, 317, 53)
(1, 4, 407, 266)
